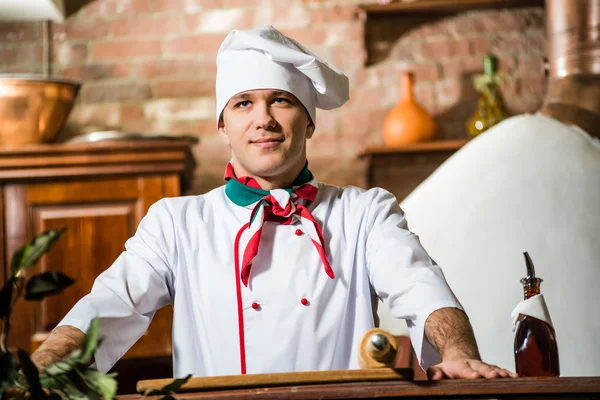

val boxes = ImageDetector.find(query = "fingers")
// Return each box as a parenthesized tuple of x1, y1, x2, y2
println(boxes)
(427, 366, 445, 380)
(466, 360, 518, 379)
(427, 360, 520, 380)
(427, 361, 479, 380)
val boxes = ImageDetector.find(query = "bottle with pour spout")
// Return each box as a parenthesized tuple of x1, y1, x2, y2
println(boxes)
(514, 252, 560, 376)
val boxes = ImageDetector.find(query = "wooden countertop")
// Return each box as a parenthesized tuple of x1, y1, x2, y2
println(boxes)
(120, 377, 600, 399)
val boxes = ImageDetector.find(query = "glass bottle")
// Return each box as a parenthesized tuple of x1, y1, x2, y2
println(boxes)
(466, 54, 510, 138)
(514, 252, 560, 377)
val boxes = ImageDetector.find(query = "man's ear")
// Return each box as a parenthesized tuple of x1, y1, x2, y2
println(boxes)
(218, 117, 231, 146)
(306, 120, 316, 139)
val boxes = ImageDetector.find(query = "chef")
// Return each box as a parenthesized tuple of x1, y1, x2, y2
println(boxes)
(31, 26, 513, 380)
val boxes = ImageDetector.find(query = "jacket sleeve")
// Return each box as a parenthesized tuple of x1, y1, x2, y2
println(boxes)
(364, 188, 463, 371)
(56, 199, 176, 372)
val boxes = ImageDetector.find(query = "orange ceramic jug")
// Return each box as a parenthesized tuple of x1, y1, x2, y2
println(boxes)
(382, 71, 437, 146)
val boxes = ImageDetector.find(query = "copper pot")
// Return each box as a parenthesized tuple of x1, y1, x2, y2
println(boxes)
(0, 74, 81, 146)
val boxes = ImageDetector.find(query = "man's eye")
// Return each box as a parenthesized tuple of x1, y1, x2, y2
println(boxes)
(273, 97, 290, 104)
(235, 101, 251, 108)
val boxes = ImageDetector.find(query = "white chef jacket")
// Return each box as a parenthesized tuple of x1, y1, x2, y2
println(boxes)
(398, 113, 600, 376)
(57, 183, 462, 377)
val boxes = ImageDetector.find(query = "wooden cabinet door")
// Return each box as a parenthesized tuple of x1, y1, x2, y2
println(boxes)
(4, 175, 178, 358)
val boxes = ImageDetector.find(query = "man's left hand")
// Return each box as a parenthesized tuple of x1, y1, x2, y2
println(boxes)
(427, 359, 519, 380)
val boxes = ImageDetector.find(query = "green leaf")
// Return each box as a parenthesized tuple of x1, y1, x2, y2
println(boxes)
(81, 317, 100, 364)
(146, 374, 192, 396)
(83, 370, 118, 400)
(11, 228, 66, 278)
(16, 349, 46, 399)
(0, 351, 19, 392)
(24, 272, 74, 301)
(0, 280, 13, 318)
(9, 246, 25, 278)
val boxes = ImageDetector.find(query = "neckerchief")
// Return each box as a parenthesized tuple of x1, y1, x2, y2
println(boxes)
(224, 162, 334, 286)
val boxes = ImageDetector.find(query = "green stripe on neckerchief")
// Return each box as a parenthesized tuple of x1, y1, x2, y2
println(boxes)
(225, 164, 313, 207)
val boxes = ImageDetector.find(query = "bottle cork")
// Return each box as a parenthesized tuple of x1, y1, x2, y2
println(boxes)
(358, 328, 398, 369)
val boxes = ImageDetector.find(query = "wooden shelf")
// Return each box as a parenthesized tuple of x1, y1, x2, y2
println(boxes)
(359, 139, 468, 157)
(359, 0, 544, 16)
(359, 0, 544, 65)
(360, 139, 468, 201)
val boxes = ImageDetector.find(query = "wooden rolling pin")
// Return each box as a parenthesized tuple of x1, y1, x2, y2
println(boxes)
(137, 328, 409, 393)
(358, 328, 399, 369)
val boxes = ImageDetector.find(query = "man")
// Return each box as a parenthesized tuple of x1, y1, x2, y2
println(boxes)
(31, 26, 514, 380)
(397, 0, 600, 376)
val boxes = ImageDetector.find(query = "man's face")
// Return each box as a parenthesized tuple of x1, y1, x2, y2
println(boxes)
(218, 89, 315, 179)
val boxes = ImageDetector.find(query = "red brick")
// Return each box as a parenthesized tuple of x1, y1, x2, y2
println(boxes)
(58, 64, 130, 81)
(93, 40, 162, 60)
(442, 58, 485, 79)
(193, 135, 230, 160)
(408, 62, 441, 82)
(515, 75, 547, 98)
(143, 98, 215, 121)
(164, 34, 226, 55)
(309, 5, 360, 24)
(0, 48, 17, 65)
(53, 43, 89, 64)
(453, 11, 528, 35)
(185, 9, 253, 34)
(323, 24, 363, 47)
(332, 44, 367, 72)
(339, 109, 387, 135)
(81, 83, 152, 103)
(280, 28, 329, 47)
(353, 87, 388, 110)
(435, 80, 463, 110)
(307, 132, 342, 157)
(68, 103, 122, 127)
(414, 83, 435, 112)
(52, 20, 111, 41)
(518, 55, 545, 77)
(0, 22, 40, 42)
(254, 6, 311, 29)
(168, 119, 217, 136)
(403, 20, 453, 41)
(313, 111, 338, 136)
(526, 30, 547, 53)
(122, 104, 144, 121)
(18, 46, 44, 64)
(418, 39, 470, 60)
(79, 0, 154, 17)
(113, 16, 185, 37)
(222, 0, 263, 7)
(491, 35, 528, 55)
(152, 79, 215, 98)
(135, 59, 215, 79)
(470, 37, 491, 56)
(154, 0, 222, 12)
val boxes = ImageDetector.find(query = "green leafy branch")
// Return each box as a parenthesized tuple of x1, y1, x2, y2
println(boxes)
(0, 229, 191, 399)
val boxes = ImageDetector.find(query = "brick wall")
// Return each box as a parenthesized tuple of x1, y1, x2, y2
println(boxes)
(0, 0, 547, 194)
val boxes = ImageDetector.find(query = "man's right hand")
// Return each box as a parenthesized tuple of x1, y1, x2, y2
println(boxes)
(30, 325, 87, 370)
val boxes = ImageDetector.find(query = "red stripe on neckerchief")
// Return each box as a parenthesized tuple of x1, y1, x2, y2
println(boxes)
(224, 162, 334, 287)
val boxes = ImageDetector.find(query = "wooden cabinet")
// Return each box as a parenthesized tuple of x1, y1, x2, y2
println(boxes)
(0, 140, 194, 363)
(360, 139, 466, 202)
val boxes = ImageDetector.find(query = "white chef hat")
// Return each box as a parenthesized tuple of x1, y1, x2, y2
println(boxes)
(216, 25, 349, 126)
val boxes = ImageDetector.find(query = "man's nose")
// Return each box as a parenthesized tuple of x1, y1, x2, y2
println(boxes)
(252, 102, 277, 130)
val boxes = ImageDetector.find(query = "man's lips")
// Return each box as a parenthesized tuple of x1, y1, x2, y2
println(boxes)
(251, 137, 284, 148)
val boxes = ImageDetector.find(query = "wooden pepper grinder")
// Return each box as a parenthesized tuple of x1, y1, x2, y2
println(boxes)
(358, 328, 399, 369)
